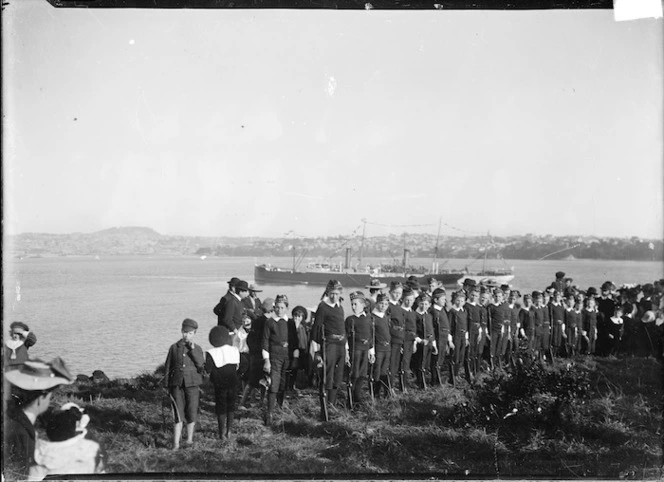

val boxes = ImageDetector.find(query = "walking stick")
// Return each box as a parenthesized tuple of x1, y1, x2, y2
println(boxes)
(320, 328, 329, 422)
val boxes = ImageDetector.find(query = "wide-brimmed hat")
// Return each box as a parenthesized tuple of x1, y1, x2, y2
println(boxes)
(10, 322, 29, 333)
(364, 279, 387, 290)
(248, 284, 263, 293)
(235, 280, 250, 292)
(5, 358, 74, 391)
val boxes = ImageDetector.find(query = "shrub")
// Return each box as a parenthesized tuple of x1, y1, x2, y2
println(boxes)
(449, 349, 591, 432)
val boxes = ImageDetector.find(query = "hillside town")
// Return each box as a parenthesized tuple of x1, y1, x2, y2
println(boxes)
(7, 227, 662, 261)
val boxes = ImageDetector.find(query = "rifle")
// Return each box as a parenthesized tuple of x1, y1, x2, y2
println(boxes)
(421, 340, 429, 390)
(346, 321, 355, 409)
(399, 346, 407, 393)
(319, 328, 329, 422)
(369, 317, 375, 400)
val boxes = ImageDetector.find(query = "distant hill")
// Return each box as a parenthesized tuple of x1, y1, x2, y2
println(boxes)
(6, 228, 663, 261)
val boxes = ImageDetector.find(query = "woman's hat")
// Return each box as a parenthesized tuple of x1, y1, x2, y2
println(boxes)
(227, 277, 241, 286)
(5, 358, 74, 391)
(10, 322, 29, 333)
(248, 284, 263, 293)
(364, 279, 387, 290)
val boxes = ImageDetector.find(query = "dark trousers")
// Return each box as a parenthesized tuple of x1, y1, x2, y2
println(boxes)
(268, 352, 289, 394)
(323, 341, 346, 390)
(389, 343, 404, 383)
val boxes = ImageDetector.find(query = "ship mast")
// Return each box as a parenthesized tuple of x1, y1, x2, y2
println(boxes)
(432, 217, 441, 274)
(359, 218, 367, 269)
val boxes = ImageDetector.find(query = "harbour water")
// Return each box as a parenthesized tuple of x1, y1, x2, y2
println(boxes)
(3, 255, 662, 378)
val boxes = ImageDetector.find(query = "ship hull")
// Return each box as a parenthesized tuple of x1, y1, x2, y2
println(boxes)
(456, 274, 516, 287)
(254, 265, 463, 288)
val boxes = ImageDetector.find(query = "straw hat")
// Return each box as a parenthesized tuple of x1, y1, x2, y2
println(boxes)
(5, 358, 74, 391)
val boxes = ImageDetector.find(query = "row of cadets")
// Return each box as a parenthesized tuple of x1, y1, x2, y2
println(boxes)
(345, 291, 373, 408)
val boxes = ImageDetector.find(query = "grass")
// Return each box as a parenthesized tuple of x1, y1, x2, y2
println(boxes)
(45, 356, 663, 478)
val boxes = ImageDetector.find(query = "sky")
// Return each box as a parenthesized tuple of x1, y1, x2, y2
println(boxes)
(2, 2, 663, 240)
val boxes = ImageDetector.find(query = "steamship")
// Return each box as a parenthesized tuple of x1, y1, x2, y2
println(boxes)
(254, 248, 465, 288)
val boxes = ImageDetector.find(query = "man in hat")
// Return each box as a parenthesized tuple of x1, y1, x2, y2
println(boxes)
(462, 278, 477, 300)
(552, 272, 566, 293)
(214, 278, 251, 333)
(4, 322, 37, 367)
(596, 281, 617, 356)
(242, 284, 264, 318)
(163, 318, 205, 450)
(364, 279, 387, 314)
(4, 357, 74, 479)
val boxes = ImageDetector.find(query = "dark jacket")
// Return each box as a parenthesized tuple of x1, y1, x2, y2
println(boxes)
(4, 401, 36, 480)
(214, 291, 244, 332)
(164, 339, 205, 388)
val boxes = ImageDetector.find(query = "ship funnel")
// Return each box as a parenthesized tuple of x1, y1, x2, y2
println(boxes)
(344, 247, 352, 270)
(402, 248, 410, 268)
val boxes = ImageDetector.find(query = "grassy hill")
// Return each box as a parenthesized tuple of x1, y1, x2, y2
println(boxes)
(48, 355, 663, 478)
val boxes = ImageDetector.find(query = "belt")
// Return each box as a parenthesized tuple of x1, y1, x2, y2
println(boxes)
(358, 339, 369, 345)
(329, 334, 346, 342)
(379, 341, 390, 346)
(270, 343, 289, 350)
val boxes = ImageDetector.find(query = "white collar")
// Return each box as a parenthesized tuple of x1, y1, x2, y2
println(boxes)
(433, 305, 443, 311)
(389, 299, 399, 306)
(323, 297, 340, 308)
(353, 311, 366, 318)
(372, 310, 385, 318)
(272, 314, 288, 322)
(402, 306, 412, 312)
(25, 411, 37, 425)
(451, 306, 464, 312)
(231, 291, 241, 301)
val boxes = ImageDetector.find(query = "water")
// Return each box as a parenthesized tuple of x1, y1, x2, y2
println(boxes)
(3, 255, 662, 378)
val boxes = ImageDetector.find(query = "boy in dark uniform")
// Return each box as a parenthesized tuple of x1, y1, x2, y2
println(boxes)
(414, 293, 436, 388)
(478, 291, 491, 370)
(563, 294, 579, 357)
(311, 280, 347, 418)
(549, 291, 566, 358)
(582, 297, 599, 355)
(487, 289, 508, 369)
(214, 279, 251, 334)
(519, 293, 536, 356)
(531, 291, 545, 360)
(541, 291, 553, 362)
(346, 291, 373, 407)
(262, 295, 292, 425)
(386, 284, 406, 391)
(449, 290, 470, 383)
(370, 293, 392, 398)
(431, 288, 451, 385)
(401, 288, 418, 387)
(465, 287, 483, 377)
(163, 318, 205, 449)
